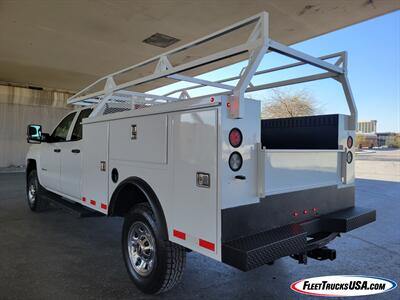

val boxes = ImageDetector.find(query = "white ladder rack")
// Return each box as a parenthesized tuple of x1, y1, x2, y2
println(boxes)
(67, 11, 357, 128)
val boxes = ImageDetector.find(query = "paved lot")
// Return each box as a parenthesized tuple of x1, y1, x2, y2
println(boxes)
(356, 149, 400, 182)
(0, 151, 399, 300)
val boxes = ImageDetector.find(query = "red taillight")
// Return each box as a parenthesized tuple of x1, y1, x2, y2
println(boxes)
(229, 128, 242, 148)
(347, 136, 353, 148)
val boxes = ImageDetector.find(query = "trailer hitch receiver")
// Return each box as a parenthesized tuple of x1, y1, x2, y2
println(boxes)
(308, 247, 336, 261)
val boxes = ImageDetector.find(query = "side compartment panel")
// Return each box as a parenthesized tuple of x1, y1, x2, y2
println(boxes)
(107, 114, 171, 219)
(82, 122, 109, 212)
(170, 109, 219, 258)
(109, 115, 167, 165)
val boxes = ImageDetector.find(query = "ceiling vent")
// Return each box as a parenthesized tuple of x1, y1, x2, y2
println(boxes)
(142, 33, 180, 48)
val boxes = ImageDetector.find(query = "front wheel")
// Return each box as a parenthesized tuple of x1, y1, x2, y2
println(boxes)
(26, 170, 48, 211)
(122, 204, 186, 294)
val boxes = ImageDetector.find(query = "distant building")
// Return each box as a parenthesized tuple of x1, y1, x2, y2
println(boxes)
(356, 120, 378, 149)
(357, 133, 378, 149)
(356, 120, 399, 149)
(377, 132, 399, 147)
(357, 120, 377, 133)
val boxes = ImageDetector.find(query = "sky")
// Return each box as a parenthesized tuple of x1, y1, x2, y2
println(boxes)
(152, 11, 399, 132)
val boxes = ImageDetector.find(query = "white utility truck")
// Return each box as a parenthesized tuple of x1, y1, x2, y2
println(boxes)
(26, 12, 375, 294)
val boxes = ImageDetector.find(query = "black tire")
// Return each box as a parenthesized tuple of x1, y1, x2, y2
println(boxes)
(26, 170, 48, 211)
(122, 203, 186, 294)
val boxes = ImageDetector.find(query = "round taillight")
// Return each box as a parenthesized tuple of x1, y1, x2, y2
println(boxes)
(229, 152, 243, 172)
(229, 128, 242, 148)
(346, 151, 353, 164)
(347, 136, 353, 148)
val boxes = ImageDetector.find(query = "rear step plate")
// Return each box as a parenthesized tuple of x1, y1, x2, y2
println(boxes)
(320, 207, 376, 232)
(42, 192, 103, 218)
(222, 224, 307, 271)
(222, 206, 375, 271)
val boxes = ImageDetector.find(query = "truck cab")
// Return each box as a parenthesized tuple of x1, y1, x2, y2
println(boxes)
(27, 107, 92, 202)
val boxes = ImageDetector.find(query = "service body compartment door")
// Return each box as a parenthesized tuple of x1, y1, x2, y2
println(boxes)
(82, 122, 109, 212)
(109, 115, 167, 165)
(171, 109, 218, 258)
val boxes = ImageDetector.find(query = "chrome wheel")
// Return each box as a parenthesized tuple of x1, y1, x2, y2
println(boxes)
(127, 221, 156, 276)
(28, 182, 36, 205)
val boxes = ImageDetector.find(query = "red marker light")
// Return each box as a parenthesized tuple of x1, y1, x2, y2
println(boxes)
(227, 102, 231, 108)
(292, 211, 299, 217)
(312, 208, 318, 213)
(210, 97, 215, 103)
(233, 99, 239, 110)
(303, 209, 308, 215)
(347, 136, 353, 148)
(229, 128, 243, 148)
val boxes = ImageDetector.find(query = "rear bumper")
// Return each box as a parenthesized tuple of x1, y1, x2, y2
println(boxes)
(221, 206, 376, 271)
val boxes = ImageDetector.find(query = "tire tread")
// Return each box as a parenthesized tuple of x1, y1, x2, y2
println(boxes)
(128, 203, 186, 294)
(27, 170, 49, 212)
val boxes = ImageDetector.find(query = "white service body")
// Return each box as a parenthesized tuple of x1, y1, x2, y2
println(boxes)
(27, 94, 355, 261)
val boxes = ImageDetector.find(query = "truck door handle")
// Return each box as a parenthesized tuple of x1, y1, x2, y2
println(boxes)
(71, 149, 80, 153)
(54, 149, 61, 153)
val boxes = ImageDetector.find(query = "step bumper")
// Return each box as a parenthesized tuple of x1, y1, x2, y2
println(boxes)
(221, 206, 375, 271)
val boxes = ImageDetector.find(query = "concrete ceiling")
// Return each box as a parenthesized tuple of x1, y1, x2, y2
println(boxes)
(0, 0, 398, 92)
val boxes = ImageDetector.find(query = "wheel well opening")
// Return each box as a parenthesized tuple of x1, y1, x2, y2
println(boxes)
(110, 178, 169, 240)
(26, 159, 36, 179)
(111, 184, 148, 217)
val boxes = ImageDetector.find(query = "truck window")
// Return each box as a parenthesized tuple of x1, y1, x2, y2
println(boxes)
(71, 108, 93, 141)
(51, 112, 76, 142)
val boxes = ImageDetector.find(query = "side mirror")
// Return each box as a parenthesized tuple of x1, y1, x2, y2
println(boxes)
(27, 124, 43, 144)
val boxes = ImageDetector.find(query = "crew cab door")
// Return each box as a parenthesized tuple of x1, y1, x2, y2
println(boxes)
(40, 112, 76, 193)
(60, 108, 92, 200)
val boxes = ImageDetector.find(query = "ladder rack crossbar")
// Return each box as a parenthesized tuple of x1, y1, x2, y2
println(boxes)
(163, 52, 345, 97)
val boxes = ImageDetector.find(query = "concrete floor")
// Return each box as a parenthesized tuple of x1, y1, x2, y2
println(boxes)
(0, 151, 399, 299)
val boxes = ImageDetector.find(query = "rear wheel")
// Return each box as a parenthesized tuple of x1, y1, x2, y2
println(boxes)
(122, 203, 186, 294)
(26, 170, 48, 211)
